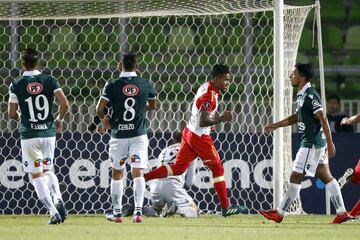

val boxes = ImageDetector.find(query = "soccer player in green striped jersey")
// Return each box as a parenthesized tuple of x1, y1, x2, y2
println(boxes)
(8, 49, 69, 224)
(260, 63, 353, 224)
(97, 53, 156, 223)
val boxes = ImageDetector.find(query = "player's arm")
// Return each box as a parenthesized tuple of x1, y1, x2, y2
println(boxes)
(96, 97, 110, 129)
(146, 80, 157, 111)
(97, 81, 113, 129)
(315, 110, 336, 158)
(185, 159, 197, 187)
(8, 102, 20, 121)
(54, 90, 69, 120)
(264, 114, 298, 134)
(341, 113, 360, 125)
(54, 89, 69, 133)
(146, 99, 156, 111)
(199, 110, 232, 127)
(8, 83, 20, 121)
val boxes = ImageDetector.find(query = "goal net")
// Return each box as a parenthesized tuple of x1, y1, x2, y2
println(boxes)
(0, 0, 314, 214)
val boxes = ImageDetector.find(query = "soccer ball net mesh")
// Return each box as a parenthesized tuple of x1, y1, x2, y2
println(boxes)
(0, 0, 313, 214)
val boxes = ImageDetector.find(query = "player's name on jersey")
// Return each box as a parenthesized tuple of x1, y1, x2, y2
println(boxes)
(30, 123, 48, 130)
(117, 123, 135, 131)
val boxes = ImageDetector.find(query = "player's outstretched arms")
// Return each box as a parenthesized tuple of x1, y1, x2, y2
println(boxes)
(264, 123, 278, 134)
(264, 113, 298, 134)
(341, 113, 360, 125)
(199, 110, 232, 127)
(54, 89, 69, 133)
(315, 110, 336, 157)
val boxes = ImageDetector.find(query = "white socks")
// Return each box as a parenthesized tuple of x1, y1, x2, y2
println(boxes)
(277, 183, 301, 215)
(133, 177, 145, 214)
(32, 177, 58, 216)
(111, 179, 124, 215)
(44, 171, 62, 205)
(326, 179, 346, 214)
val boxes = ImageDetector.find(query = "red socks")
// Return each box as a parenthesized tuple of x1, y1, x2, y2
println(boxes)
(144, 165, 168, 181)
(213, 181, 229, 209)
(144, 164, 189, 181)
(351, 159, 360, 184)
(349, 199, 360, 217)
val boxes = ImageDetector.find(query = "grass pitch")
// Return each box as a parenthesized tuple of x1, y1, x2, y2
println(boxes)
(0, 214, 359, 240)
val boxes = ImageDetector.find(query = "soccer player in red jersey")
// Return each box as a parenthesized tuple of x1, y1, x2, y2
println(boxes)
(338, 114, 360, 217)
(144, 64, 245, 216)
(338, 159, 360, 217)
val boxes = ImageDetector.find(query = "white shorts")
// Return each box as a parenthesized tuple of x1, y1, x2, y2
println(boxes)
(109, 135, 149, 170)
(150, 179, 193, 208)
(292, 146, 328, 177)
(21, 137, 56, 174)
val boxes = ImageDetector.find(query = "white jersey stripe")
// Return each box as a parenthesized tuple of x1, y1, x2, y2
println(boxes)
(187, 82, 219, 136)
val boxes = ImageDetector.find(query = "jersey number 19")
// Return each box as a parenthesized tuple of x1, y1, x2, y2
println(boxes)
(25, 94, 49, 122)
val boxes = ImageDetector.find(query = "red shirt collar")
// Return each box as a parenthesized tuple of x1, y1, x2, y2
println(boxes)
(208, 81, 221, 95)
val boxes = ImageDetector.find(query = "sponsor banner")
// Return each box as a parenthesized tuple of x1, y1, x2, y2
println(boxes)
(0, 132, 358, 214)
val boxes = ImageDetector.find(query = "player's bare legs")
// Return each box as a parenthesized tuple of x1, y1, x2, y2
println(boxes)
(131, 167, 145, 223)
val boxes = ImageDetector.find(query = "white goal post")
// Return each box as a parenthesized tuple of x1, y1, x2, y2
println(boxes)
(0, 0, 317, 214)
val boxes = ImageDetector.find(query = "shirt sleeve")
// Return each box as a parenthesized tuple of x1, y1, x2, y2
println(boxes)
(306, 94, 323, 114)
(195, 93, 216, 112)
(8, 83, 18, 103)
(148, 80, 156, 100)
(101, 81, 112, 102)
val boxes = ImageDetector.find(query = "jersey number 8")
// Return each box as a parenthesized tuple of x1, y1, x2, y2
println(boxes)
(123, 97, 136, 121)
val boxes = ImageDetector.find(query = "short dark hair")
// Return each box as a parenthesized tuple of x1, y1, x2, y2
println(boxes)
(327, 94, 340, 103)
(295, 63, 314, 81)
(122, 52, 137, 71)
(21, 48, 39, 69)
(211, 64, 230, 79)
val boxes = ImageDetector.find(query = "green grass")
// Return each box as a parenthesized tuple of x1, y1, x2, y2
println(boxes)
(0, 214, 359, 240)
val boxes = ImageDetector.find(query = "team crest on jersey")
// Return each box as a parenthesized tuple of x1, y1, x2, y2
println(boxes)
(311, 100, 321, 108)
(203, 102, 211, 110)
(130, 154, 140, 163)
(26, 82, 43, 94)
(42, 158, 51, 166)
(119, 156, 127, 165)
(34, 159, 41, 167)
(122, 84, 139, 96)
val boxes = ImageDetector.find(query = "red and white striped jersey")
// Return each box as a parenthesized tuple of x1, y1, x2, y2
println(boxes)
(187, 82, 220, 136)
